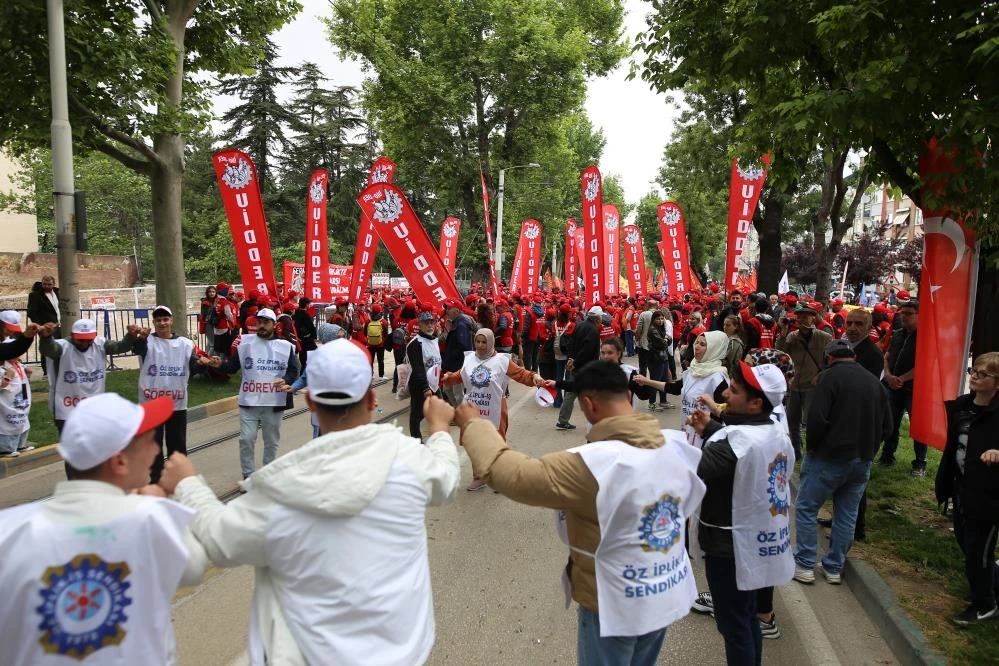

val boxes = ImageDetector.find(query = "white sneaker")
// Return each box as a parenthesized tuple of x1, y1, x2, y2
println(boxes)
(17, 445, 35, 453)
(2, 450, 19, 458)
(819, 564, 842, 584)
(793, 565, 815, 584)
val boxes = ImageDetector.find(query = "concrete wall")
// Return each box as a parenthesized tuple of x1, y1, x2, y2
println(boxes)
(0, 152, 39, 254)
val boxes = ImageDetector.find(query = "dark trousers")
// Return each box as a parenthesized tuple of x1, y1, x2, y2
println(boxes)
(756, 587, 774, 615)
(523, 340, 539, 371)
(646, 354, 669, 405)
(554, 359, 567, 406)
(637, 348, 649, 376)
(409, 390, 434, 438)
(214, 330, 235, 360)
(624, 329, 635, 356)
(881, 388, 928, 469)
(369, 345, 385, 377)
(953, 492, 999, 612)
(705, 555, 762, 666)
(150, 410, 188, 484)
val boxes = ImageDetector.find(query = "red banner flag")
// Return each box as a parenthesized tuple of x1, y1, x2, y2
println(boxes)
(564, 219, 578, 296)
(581, 166, 606, 305)
(439, 217, 461, 278)
(511, 219, 543, 295)
(602, 204, 622, 296)
(910, 138, 979, 451)
(658, 201, 693, 296)
(212, 149, 279, 296)
(284, 262, 353, 300)
(724, 155, 771, 291)
(621, 224, 647, 298)
(575, 225, 586, 280)
(479, 165, 500, 296)
(304, 170, 330, 302)
(357, 183, 462, 305)
(349, 156, 396, 302)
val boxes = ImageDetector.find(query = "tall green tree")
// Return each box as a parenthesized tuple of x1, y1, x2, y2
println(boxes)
(0, 0, 300, 332)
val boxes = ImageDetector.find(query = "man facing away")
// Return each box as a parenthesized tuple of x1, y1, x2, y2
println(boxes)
(160, 339, 460, 665)
(457, 360, 705, 665)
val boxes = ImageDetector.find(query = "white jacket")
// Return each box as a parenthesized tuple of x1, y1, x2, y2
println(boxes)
(174, 423, 460, 666)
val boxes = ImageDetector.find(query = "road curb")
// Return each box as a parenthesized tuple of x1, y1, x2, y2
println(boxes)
(0, 394, 240, 480)
(789, 472, 947, 666)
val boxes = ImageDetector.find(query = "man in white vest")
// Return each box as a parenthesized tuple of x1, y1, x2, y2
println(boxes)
(687, 360, 795, 666)
(38, 318, 141, 434)
(456, 360, 706, 665)
(0, 393, 207, 665)
(134, 305, 201, 483)
(159, 339, 461, 665)
(204, 308, 299, 481)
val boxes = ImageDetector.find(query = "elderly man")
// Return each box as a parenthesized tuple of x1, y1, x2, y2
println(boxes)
(844, 308, 883, 378)
(556, 305, 602, 430)
(777, 303, 832, 459)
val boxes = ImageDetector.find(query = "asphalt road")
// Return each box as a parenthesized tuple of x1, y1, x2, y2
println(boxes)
(2, 363, 897, 665)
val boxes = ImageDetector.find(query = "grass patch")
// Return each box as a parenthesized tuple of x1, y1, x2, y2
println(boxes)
(27, 369, 239, 447)
(853, 421, 999, 663)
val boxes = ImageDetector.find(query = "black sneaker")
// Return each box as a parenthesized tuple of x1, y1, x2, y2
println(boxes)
(691, 591, 714, 615)
(953, 604, 998, 626)
(555, 422, 577, 430)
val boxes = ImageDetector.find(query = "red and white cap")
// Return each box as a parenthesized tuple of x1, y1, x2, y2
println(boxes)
(71, 318, 98, 340)
(58, 393, 174, 470)
(535, 386, 557, 407)
(737, 359, 787, 410)
(0, 310, 22, 333)
(306, 339, 373, 406)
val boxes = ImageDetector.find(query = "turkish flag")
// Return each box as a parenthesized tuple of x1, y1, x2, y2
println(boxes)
(910, 139, 979, 450)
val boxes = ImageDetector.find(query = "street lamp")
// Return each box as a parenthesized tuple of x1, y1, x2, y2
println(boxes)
(495, 162, 540, 278)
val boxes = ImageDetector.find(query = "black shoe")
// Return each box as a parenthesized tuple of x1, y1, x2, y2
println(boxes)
(854, 531, 866, 542)
(818, 518, 833, 528)
(555, 422, 577, 430)
(877, 457, 895, 467)
(953, 604, 998, 626)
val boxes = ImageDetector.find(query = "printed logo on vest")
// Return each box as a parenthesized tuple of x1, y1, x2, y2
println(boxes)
(63, 371, 77, 384)
(147, 363, 158, 376)
(243, 355, 254, 371)
(36, 554, 132, 659)
(767, 452, 790, 517)
(469, 365, 492, 388)
(639, 493, 682, 554)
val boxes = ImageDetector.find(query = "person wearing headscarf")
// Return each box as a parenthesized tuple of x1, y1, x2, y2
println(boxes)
(441, 327, 543, 490)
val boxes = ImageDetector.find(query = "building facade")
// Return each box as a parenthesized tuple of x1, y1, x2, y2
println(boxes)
(0, 151, 39, 253)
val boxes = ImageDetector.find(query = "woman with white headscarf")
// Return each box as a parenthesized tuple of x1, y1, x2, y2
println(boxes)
(441, 327, 543, 490)
(634, 329, 730, 449)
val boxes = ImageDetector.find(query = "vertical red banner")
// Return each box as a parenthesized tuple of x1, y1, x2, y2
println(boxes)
(910, 138, 979, 450)
(724, 155, 771, 291)
(305, 170, 329, 302)
(621, 224, 647, 298)
(439, 217, 461, 278)
(509, 240, 525, 291)
(581, 165, 605, 306)
(356, 183, 462, 305)
(514, 219, 543, 295)
(349, 156, 396, 302)
(658, 201, 693, 296)
(212, 149, 278, 296)
(564, 219, 578, 296)
(479, 165, 500, 296)
(602, 204, 621, 296)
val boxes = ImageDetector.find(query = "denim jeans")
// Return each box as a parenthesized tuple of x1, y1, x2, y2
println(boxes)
(880, 388, 928, 470)
(704, 555, 762, 666)
(0, 430, 28, 454)
(794, 454, 872, 574)
(238, 406, 283, 478)
(624, 329, 636, 356)
(576, 606, 666, 666)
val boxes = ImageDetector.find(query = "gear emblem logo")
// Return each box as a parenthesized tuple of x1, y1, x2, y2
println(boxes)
(767, 452, 790, 517)
(443, 220, 459, 238)
(372, 190, 404, 223)
(624, 227, 641, 245)
(639, 493, 683, 554)
(220, 159, 253, 190)
(469, 364, 492, 388)
(309, 178, 325, 204)
(736, 160, 766, 181)
(524, 223, 540, 240)
(661, 205, 681, 226)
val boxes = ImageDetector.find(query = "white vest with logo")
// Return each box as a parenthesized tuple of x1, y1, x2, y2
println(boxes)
(561, 433, 705, 637)
(680, 368, 727, 448)
(702, 421, 795, 590)
(413, 336, 442, 392)
(0, 498, 194, 665)
(0, 359, 31, 436)
(138, 335, 194, 411)
(460, 352, 511, 429)
(237, 334, 293, 408)
(48, 338, 107, 420)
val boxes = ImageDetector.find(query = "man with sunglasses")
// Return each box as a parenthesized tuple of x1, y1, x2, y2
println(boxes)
(879, 297, 927, 476)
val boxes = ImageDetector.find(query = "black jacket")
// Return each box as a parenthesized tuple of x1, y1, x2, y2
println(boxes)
(441, 315, 474, 372)
(935, 393, 999, 521)
(0, 334, 35, 361)
(853, 337, 884, 379)
(570, 319, 600, 369)
(806, 360, 892, 460)
(26, 282, 59, 325)
(292, 308, 317, 350)
(885, 328, 917, 391)
(406, 334, 437, 396)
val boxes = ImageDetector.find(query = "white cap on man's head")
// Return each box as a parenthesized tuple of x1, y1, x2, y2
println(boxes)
(255, 308, 277, 322)
(58, 393, 174, 470)
(71, 319, 98, 340)
(737, 360, 787, 410)
(306, 339, 373, 406)
(586, 306, 604, 318)
(0, 310, 22, 333)
(151, 305, 173, 317)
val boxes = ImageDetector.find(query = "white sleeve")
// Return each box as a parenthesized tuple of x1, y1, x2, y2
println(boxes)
(397, 431, 461, 506)
(178, 528, 210, 587)
(173, 476, 272, 568)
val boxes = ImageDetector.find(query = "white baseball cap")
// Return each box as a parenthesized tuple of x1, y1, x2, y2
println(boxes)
(58, 393, 174, 470)
(255, 308, 277, 322)
(586, 306, 604, 317)
(737, 360, 787, 410)
(151, 305, 173, 317)
(535, 386, 557, 407)
(0, 310, 22, 333)
(306, 339, 373, 406)
(71, 318, 98, 340)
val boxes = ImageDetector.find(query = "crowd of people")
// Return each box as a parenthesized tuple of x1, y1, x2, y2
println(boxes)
(0, 272, 997, 665)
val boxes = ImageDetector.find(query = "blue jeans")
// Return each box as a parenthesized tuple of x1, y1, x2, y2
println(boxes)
(704, 555, 761, 666)
(794, 455, 872, 574)
(624, 329, 635, 356)
(238, 406, 283, 478)
(880, 388, 928, 469)
(576, 606, 666, 666)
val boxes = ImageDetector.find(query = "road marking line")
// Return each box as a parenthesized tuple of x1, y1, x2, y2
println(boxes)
(226, 651, 249, 666)
(776, 581, 842, 665)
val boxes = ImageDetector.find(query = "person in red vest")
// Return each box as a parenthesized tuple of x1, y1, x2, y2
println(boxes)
(830, 298, 849, 338)
(494, 298, 516, 354)
(745, 297, 777, 349)
(213, 284, 240, 361)
(812, 301, 835, 335)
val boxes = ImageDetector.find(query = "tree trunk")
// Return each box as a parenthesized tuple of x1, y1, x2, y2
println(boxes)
(150, 140, 188, 336)
(813, 244, 834, 301)
(972, 254, 999, 357)
(755, 190, 784, 295)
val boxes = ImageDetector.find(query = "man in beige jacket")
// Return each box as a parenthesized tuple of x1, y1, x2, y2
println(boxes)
(455, 360, 704, 665)
(776, 302, 832, 458)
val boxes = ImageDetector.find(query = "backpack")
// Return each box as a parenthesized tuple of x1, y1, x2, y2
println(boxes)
(391, 325, 406, 346)
(553, 323, 573, 357)
(366, 320, 384, 346)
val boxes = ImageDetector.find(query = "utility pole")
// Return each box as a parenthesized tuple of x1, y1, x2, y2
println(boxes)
(495, 162, 540, 280)
(47, 0, 79, 330)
